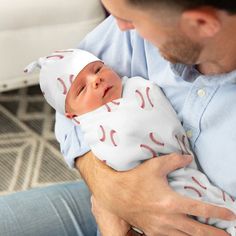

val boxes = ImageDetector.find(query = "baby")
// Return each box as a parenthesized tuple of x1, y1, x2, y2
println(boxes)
(25, 49, 236, 236)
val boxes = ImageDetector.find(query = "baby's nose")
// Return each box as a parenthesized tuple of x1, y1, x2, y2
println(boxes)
(92, 76, 102, 88)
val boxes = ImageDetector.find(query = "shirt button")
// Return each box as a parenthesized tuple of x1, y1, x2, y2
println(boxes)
(186, 130, 193, 138)
(197, 89, 206, 97)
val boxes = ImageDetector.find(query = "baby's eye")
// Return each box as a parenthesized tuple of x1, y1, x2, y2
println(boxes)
(95, 66, 102, 74)
(78, 86, 85, 94)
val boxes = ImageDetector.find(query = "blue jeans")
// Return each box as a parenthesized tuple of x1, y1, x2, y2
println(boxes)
(0, 181, 99, 236)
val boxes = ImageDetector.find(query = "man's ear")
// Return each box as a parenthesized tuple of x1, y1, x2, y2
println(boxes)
(180, 7, 221, 39)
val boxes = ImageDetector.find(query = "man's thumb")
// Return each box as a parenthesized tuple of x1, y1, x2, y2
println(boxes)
(155, 153, 192, 176)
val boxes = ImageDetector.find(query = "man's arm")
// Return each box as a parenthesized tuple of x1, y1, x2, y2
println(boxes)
(91, 195, 131, 236)
(76, 151, 235, 236)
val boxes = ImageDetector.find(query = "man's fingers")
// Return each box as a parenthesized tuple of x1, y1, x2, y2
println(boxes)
(175, 196, 236, 220)
(153, 153, 192, 176)
(173, 214, 230, 236)
(144, 223, 189, 236)
(165, 229, 189, 236)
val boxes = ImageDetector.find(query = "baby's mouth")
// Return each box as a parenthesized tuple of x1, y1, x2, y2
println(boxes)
(103, 86, 113, 98)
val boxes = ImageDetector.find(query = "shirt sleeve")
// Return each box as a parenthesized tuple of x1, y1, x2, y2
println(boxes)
(54, 112, 90, 167)
(54, 16, 134, 167)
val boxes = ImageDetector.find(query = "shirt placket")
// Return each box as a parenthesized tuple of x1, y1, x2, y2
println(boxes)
(181, 77, 219, 147)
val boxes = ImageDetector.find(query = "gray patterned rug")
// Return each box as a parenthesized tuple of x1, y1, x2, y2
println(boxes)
(0, 85, 80, 196)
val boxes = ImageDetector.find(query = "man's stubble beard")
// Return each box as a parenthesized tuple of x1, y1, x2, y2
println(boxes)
(159, 33, 203, 65)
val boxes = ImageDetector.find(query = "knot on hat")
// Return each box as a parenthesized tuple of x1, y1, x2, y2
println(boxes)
(24, 49, 101, 114)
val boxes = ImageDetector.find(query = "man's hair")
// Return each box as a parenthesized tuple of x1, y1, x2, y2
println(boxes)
(127, 0, 236, 14)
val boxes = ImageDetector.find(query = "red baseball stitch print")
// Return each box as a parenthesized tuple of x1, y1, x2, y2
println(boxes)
(111, 100, 120, 105)
(57, 78, 67, 95)
(73, 118, 80, 125)
(105, 104, 111, 112)
(135, 87, 154, 109)
(135, 89, 145, 108)
(99, 126, 118, 147)
(69, 74, 75, 85)
(146, 87, 154, 107)
(175, 134, 189, 155)
(110, 130, 118, 147)
(54, 50, 74, 53)
(192, 176, 207, 190)
(182, 135, 190, 154)
(99, 125, 106, 142)
(184, 186, 202, 197)
(230, 195, 235, 202)
(46, 55, 64, 60)
(149, 132, 164, 146)
(105, 101, 120, 112)
(221, 191, 235, 202)
(140, 144, 156, 158)
(222, 190, 226, 202)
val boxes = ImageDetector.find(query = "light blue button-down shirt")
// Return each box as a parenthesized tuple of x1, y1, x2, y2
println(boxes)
(55, 16, 236, 197)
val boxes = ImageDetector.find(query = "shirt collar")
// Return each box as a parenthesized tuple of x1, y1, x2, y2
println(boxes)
(170, 63, 200, 82)
(170, 62, 236, 85)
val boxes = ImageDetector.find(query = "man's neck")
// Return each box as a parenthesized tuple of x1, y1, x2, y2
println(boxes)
(196, 16, 236, 75)
(196, 40, 236, 75)
(197, 59, 236, 75)
(196, 36, 236, 75)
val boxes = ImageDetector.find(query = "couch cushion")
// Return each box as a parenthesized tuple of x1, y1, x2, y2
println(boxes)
(0, 0, 105, 91)
(0, 0, 104, 30)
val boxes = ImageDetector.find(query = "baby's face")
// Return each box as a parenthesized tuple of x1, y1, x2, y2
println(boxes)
(65, 61, 122, 116)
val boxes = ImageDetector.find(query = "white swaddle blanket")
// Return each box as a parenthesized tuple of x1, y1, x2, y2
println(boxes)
(76, 76, 236, 234)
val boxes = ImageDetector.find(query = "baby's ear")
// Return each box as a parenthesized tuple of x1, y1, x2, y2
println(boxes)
(65, 112, 76, 119)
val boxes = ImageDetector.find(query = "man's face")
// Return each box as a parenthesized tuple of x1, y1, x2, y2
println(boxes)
(65, 61, 122, 116)
(101, 0, 202, 64)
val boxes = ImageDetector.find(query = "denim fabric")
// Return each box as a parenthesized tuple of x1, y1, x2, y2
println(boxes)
(0, 181, 98, 236)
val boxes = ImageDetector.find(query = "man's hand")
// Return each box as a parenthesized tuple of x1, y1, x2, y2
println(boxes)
(91, 195, 130, 236)
(76, 152, 235, 236)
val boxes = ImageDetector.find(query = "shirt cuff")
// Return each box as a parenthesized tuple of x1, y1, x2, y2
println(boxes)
(55, 112, 91, 168)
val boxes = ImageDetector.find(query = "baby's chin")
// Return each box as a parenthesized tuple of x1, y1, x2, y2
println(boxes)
(107, 87, 122, 101)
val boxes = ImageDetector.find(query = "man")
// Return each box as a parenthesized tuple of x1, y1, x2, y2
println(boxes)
(56, 0, 236, 235)
(0, 0, 236, 235)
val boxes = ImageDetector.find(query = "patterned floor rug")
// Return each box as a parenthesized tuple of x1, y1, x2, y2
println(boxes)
(0, 85, 80, 196)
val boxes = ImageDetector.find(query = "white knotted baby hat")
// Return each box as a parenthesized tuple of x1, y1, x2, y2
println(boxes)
(24, 49, 101, 114)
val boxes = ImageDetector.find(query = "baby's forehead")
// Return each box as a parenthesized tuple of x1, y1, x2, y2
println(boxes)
(77, 60, 103, 76)
(83, 60, 102, 69)
(71, 60, 103, 84)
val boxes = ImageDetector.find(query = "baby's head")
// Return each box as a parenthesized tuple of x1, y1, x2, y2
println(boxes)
(25, 49, 122, 118)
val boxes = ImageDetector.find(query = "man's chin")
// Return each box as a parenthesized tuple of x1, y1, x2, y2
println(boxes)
(161, 52, 196, 65)
(161, 52, 180, 64)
